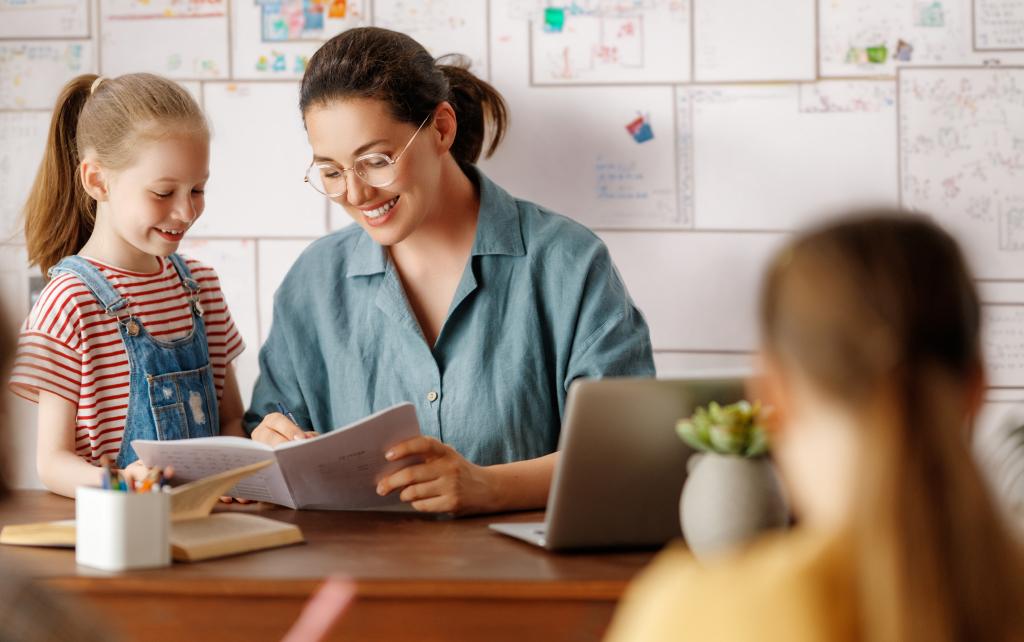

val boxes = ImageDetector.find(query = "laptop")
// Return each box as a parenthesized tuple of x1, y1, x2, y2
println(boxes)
(489, 375, 748, 550)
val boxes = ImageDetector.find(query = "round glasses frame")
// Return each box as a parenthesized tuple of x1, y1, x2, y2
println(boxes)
(304, 115, 432, 198)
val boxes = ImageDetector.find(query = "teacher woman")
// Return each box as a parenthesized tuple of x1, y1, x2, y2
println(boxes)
(244, 27, 654, 515)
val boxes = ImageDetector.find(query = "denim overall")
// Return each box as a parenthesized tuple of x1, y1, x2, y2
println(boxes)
(49, 254, 219, 467)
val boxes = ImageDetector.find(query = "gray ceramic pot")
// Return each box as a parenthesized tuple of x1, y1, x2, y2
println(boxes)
(680, 453, 789, 560)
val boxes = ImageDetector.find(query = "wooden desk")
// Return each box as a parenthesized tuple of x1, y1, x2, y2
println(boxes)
(0, 491, 656, 641)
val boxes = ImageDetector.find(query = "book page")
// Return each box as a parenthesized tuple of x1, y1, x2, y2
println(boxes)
(131, 437, 294, 507)
(275, 403, 422, 510)
(0, 519, 76, 547)
(170, 512, 302, 561)
(170, 460, 273, 521)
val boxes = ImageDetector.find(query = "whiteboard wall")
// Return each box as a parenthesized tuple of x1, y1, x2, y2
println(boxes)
(2, 0, 1024, 491)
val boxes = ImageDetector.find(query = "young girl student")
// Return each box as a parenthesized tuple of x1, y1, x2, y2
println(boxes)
(9, 73, 247, 497)
(606, 213, 1024, 642)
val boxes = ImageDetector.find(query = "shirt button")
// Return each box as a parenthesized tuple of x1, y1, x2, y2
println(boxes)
(426, 391, 439, 402)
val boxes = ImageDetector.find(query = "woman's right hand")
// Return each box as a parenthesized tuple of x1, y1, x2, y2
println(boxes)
(251, 412, 315, 446)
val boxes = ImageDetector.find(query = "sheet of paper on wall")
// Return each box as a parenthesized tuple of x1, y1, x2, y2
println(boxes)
(199, 82, 328, 237)
(0, 112, 49, 239)
(230, 0, 369, 79)
(693, 0, 815, 82)
(528, 0, 691, 85)
(974, 0, 1024, 50)
(374, 0, 489, 80)
(132, 403, 421, 510)
(0, 41, 94, 110)
(99, 0, 229, 78)
(899, 67, 1024, 279)
(0, 0, 90, 38)
(684, 83, 898, 231)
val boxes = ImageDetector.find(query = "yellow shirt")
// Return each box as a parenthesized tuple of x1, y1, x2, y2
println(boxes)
(605, 528, 859, 642)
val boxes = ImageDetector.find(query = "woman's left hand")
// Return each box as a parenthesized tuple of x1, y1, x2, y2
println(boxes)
(376, 436, 496, 516)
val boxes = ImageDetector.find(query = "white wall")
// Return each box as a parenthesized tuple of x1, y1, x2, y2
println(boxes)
(2, 0, 1024, 511)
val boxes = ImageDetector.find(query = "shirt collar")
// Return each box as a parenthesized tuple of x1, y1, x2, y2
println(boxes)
(470, 167, 525, 258)
(345, 167, 525, 278)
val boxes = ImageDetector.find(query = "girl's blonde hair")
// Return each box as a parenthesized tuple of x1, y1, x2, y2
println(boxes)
(760, 212, 1024, 642)
(24, 73, 208, 274)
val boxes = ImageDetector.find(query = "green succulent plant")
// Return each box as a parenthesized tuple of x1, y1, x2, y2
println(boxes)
(676, 400, 770, 457)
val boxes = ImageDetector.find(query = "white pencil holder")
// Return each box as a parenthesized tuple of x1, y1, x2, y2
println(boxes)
(75, 486, 171, 571)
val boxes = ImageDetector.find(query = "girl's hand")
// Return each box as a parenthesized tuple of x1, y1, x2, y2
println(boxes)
(121, 460, 152, 486)
(375, 437, 497, 516)
(251, 412, 311, 446)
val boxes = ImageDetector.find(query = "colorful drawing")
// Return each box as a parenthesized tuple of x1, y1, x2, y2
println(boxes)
(327, 0, 345, 18)
(895, 39, 913, 61)
(866, 44, 888, 63)
(255, 51, 306, 74)
(820, 0, 966, 76)
(544, 7, 565, 33)
(625, 114, 653, 143)
(258, 0, 355, 41)
(532, 0, 690, 84)
(914, 1, 945, 27)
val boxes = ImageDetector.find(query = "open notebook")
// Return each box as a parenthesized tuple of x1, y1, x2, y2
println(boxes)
(1, 461, 304, 562)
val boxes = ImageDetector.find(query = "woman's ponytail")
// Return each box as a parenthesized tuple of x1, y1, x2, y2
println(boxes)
(24, 74, 98, 275)
(436, 55, 507, 166)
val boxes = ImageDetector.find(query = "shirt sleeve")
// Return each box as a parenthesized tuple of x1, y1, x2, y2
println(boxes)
(243, 285, 310, 435)
(8, 278, 85, 405)
(563, 241, 655, 391)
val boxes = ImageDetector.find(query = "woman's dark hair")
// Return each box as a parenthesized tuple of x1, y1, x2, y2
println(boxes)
(299, 27, 507, 169)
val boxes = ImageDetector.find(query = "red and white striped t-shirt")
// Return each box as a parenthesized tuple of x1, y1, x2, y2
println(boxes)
(9, 255, 244, 464)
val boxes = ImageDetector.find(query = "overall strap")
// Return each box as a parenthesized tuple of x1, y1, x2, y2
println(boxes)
(166, 253, 204, 317)
(47, 256, 130, 316)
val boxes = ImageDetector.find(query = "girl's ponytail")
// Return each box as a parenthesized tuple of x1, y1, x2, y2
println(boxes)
(24, 74, 98, 275)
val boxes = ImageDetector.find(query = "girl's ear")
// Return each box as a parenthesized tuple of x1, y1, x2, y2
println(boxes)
(749, 350, 790, 439)
(431, 102, 457, 155)
(80, 158, 109, 202)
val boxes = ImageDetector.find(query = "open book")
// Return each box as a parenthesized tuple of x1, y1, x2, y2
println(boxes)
(1, 461, 304, 562)
(133, 402, 421, 510)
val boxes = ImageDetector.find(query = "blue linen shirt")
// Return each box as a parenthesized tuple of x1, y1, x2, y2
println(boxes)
(245, 168, 655, 465)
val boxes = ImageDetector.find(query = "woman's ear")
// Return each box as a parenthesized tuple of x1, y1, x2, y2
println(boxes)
(80, 158, 109, 202)
(431, 102, 458, 155)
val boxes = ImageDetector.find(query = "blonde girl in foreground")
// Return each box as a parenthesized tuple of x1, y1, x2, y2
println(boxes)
(607, 212, 1024, 642)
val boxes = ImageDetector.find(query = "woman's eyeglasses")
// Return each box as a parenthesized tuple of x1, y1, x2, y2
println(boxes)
(304, 115, 431, 197)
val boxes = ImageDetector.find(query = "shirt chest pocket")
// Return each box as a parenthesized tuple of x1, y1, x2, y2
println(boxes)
(146, 365, 218, 441)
